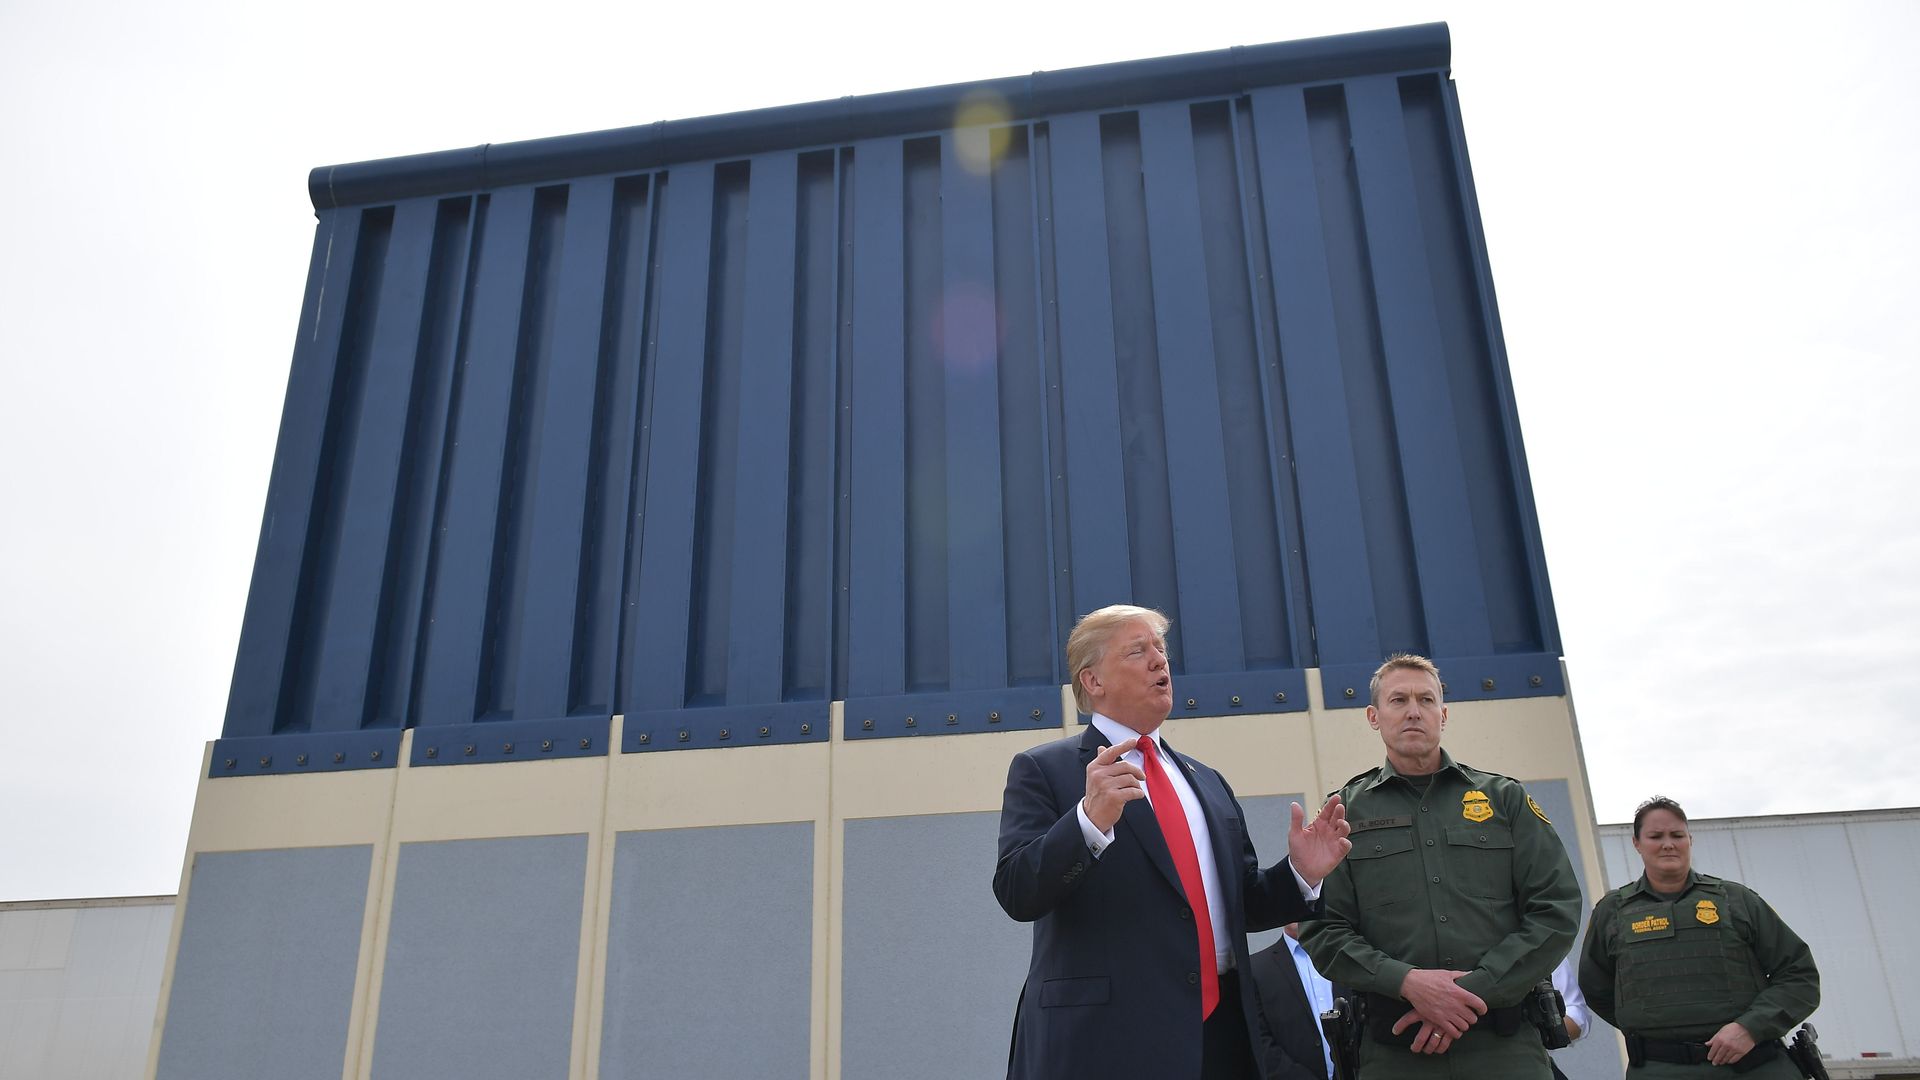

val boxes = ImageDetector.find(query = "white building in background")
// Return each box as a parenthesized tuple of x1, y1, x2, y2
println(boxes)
(0, 896, 172, 1079)
(1592, 806, 1920, 1077)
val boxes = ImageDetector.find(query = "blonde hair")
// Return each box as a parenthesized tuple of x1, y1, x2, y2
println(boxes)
(1066, 605, 1170, 714)
(1369, 653, 1443, 707)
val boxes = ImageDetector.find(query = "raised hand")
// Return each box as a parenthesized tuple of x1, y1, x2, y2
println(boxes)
(1082, 738, 1146, 832)
(1286, 794, 1353, 884)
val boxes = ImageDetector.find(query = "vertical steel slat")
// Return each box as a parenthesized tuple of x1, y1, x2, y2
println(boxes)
(1438, 76, 1560, 655)
(305, 200, 437, 731)
(625, 163, 717, 711)
(725, 152, 801, 704)
(375, 197, 478, 729)
(223, 211, 364, 737)
(1016, 126, 1066, 685)
(593, 178, 659, 715)
(1205, 102, 1297, 672)
(414, 188, 538, 727)
(1046, 114, 1133, 623)
(1137, 103, 1245, 673)
(940, 129, 1010, 692)
(512, 178, 617, 719)
(1345, 76, 1493, 659)
(990, 128, 1058, 688)
(774, 153, 837, 702)
(1246, 86, 1382, 668)
(844, 140, 908, 699)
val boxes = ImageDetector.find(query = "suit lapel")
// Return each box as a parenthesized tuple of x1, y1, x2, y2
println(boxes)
(1269, 939, 1312, 1017)
(1163, 737, 1242, 911)
(1082, 725, 1184, 896)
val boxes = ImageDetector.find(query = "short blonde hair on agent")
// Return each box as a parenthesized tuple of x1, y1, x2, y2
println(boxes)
(1369, 653, 1443, 707)
(1067, 605, 1170, 715)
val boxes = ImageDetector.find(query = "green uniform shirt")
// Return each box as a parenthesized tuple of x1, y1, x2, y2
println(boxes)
(1300, 751, 1581, 1008)
(1579, 870, 1819, 1043)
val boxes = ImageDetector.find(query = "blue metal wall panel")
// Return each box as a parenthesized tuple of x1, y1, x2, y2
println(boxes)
(222, 22, 1567, 765)
(843, 139, 908, 701)
(1246, 86, 1381, 667)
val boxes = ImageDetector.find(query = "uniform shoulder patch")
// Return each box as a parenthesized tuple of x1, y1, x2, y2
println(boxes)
(1528, 794, 1552, 824)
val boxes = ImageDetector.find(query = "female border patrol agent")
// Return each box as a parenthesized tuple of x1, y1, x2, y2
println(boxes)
(1578, 796, 1819, 1080)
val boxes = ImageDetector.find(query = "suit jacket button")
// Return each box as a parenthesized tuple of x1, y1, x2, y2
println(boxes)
(1179, 907, 1192, 920)
(1187, 972, 1200, 985)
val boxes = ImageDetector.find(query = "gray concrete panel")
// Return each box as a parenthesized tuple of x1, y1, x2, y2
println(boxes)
(1520, 779, 1623, 1080)
(155, 847, 371, 1080)
(371, 835, 587, 1080)
(842, 812, 1031, 1080)
(1242, 792, 1306, 955)
(599, 823, 813, 1080)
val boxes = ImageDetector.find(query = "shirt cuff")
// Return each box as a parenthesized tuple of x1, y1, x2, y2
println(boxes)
(1290, 864, 1322, 901)
(1076, 799, 1116, 857)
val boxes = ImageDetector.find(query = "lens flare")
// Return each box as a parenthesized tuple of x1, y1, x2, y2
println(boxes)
(932, 281, 1001, 373)
(953, 90, 1013, 175)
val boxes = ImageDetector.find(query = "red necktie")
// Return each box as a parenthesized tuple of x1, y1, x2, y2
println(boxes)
(1138, 735, 1219, 1019)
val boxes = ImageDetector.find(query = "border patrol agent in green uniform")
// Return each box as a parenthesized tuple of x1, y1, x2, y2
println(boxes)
(1301, 655, 1580, 1079)
(1579, 796, 1818, 1080)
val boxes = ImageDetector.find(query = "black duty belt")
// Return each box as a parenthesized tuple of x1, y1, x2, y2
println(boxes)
(1362, 992, 1526, 1046)
(1627, 1034, 1786, 1074)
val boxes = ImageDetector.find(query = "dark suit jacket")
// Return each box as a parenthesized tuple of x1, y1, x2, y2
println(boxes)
(994, 724, 1319, 1080)
(1246, 937, 1336, 1080)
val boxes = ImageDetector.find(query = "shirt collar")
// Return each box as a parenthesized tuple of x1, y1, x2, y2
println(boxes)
(1091, 712, 1154, 751)
(1363, 748, 1463, 791)
(1627, 869, 1707, 901)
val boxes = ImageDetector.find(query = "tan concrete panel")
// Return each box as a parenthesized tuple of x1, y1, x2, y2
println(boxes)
(1307, 669, 1395, 794)
(183, 760, 399, 853)
(603, 740, 830, 832)
(1154, 710, 1325, 805)
(581, 720, 619, 1080)
(828, 726, 1070, 821)
(389, 755, 607, 843)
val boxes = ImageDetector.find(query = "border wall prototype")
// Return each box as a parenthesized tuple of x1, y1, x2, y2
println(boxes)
(149, 23, 1617, 1080)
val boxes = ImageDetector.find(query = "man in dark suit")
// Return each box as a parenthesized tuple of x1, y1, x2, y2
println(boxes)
(994, 605, 1352, 1080)
(1248, 924, 1339, 1080)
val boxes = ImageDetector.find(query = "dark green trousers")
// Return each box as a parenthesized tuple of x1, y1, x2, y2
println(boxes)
(1357, 1026, 1550, 1080)
(1624, 1054, 1800, 1080)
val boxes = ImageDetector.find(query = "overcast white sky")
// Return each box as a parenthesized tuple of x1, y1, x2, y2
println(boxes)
(2, 1, 1914, 901)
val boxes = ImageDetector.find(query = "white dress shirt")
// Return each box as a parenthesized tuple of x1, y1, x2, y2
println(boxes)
(1286, 930, 1337, 1080)
(1075, 713, 1320, 972)
(1552, 951, 1591, 1041)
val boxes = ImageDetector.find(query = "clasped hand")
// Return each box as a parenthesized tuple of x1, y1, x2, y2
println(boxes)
(1705, 1023, 1757, 1065)
(1392, 969, 1487, 1055)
